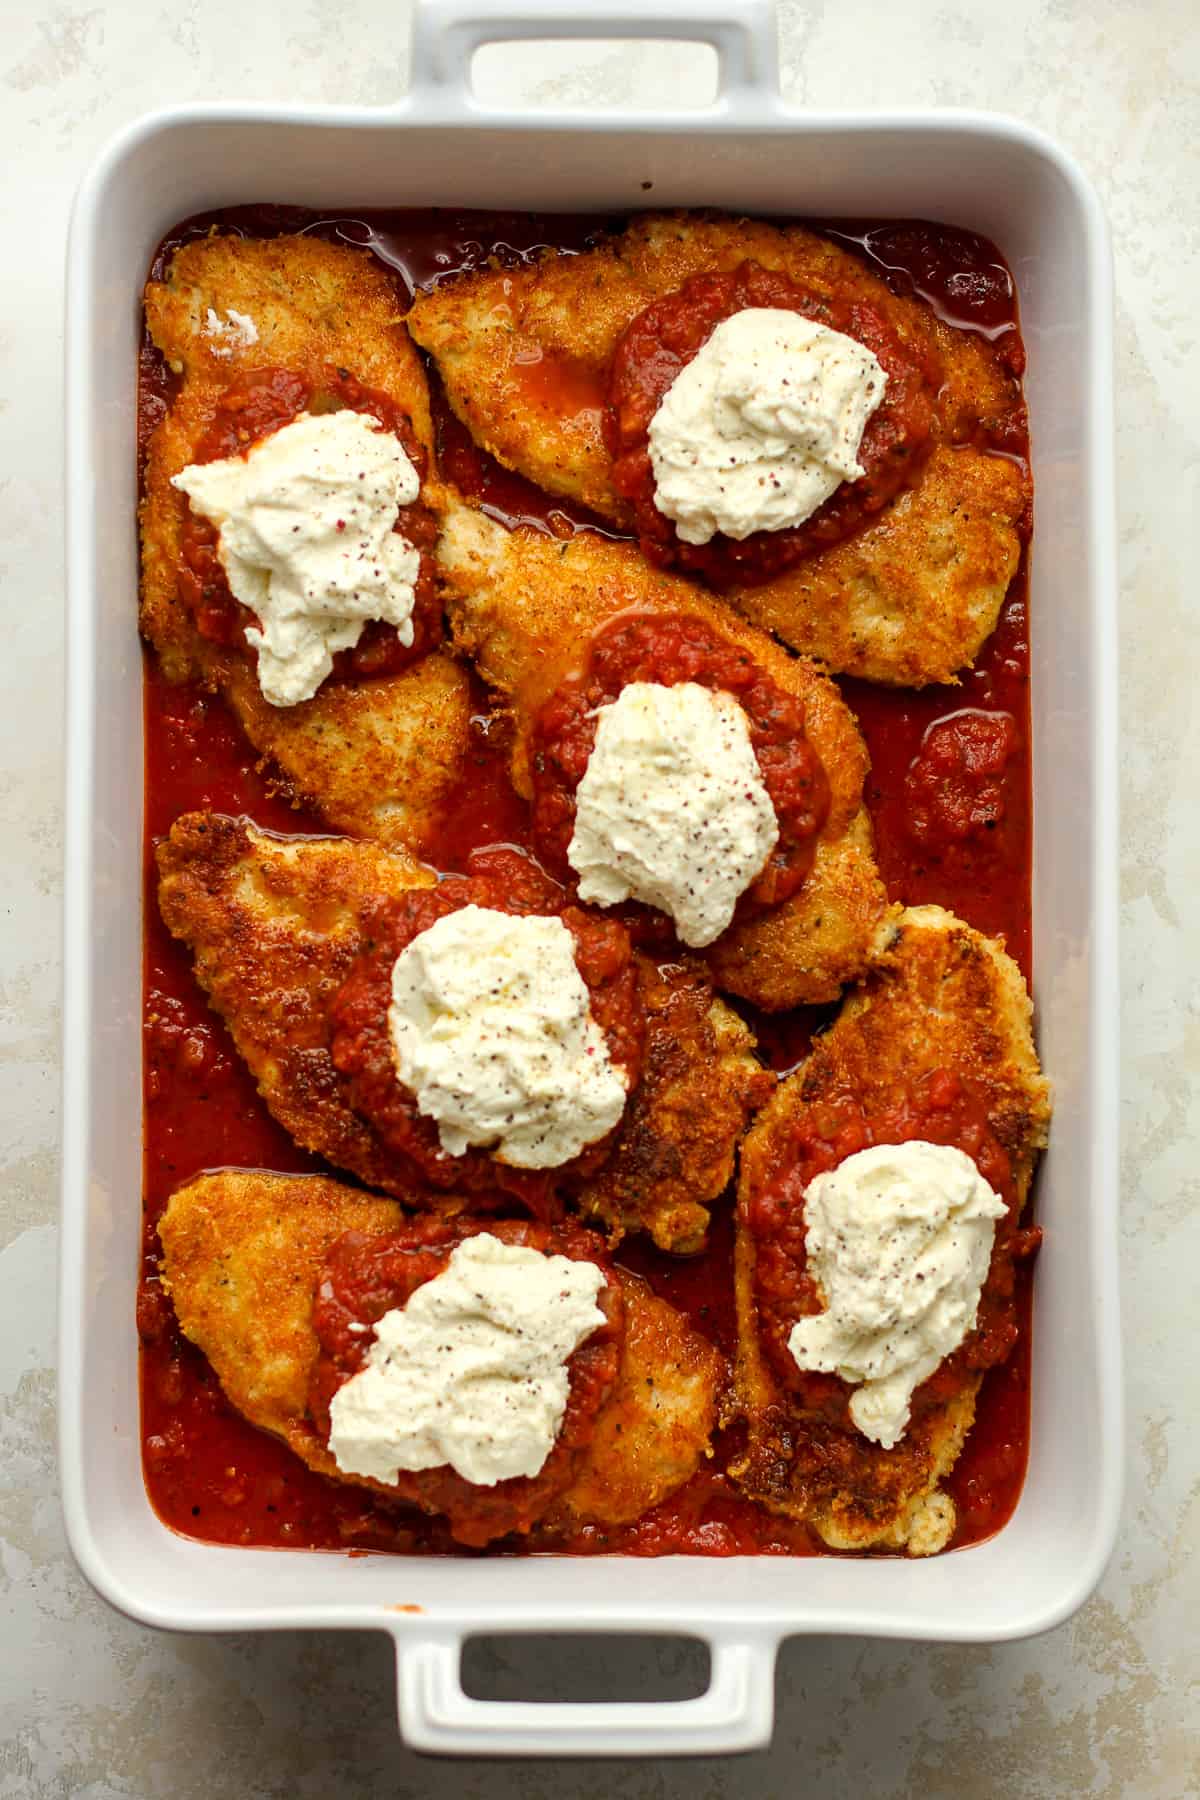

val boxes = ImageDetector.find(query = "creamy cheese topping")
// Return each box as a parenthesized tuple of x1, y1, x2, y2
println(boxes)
(327, 1232, 608, 1488)
(387, 905, 628, 1169)
(648, 307, 888, 544)
(172, 409, 422, 707)
(787, 1141, 1007, 1450)
(568, 680, 778, 949)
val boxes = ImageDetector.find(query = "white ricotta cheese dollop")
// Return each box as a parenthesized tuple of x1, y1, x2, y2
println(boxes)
(647, 306, 888, 545)
(787, 1140, 1007, 1450)
(568, 680, 778, 949)
(327, 1232, 608, 1488)
(388, 905, 629, 1169)
(172, 409, 422, 707)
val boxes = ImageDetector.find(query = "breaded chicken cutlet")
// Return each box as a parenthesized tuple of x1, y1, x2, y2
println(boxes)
(733, 905, 1051, 1556)
(159, 1170, 724, 1547)
(141, 233, 472, 856)
(436, 499, 896, 1011)
(155, 812, 766, 1254)
(409, 213, 1028, 687)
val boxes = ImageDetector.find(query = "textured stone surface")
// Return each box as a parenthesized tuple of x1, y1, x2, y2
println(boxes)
(2, 0, 1196, 1789)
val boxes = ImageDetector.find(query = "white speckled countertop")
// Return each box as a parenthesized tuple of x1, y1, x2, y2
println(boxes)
(3, 1, 1196, 1790)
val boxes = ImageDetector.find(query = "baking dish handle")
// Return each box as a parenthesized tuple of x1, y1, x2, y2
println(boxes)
(392, 1629, 779, 1756)
(408, 0, 782, 120)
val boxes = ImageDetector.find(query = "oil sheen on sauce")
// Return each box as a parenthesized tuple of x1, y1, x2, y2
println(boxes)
(140, 207, 1035, 1558)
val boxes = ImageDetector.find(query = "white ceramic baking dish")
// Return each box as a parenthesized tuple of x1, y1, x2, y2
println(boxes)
(60, 0, 1121, 1757)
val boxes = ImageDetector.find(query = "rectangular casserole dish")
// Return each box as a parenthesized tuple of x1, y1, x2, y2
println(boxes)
(61, 0, 1121, 1757)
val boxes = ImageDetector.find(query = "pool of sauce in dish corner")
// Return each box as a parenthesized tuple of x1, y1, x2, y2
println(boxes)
(140, 207, 1035, 1559)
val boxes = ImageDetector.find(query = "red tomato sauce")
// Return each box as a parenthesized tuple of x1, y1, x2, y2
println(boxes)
(746, 1068, 1040, 1426)
(140, 206, 1036, 1559)
(177, 363, 443, 678)
(309, 1216, 623, 1548)
(327, 852, 644, 1215)
(529, 612, 830, 918)
(607, 260, 939, 586)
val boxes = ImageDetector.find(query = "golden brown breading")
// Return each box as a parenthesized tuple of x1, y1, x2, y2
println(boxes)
(159, 1169, 722, 1532)
(542, 1273, 723, 1534)
(141, 233, 473, 855)
(156, 811, 762, 1250)
(734, 444, 1026, 692)
(437, 499, 895, 1011)
(732, 905, 1052, 1555)
(408, 212, 1027, 686)
(159, 1170, 407, 1469)
(156, 812, 437, 1200)
(573, 961, 769, 1255)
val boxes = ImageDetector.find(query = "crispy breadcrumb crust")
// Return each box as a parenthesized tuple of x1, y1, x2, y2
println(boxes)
(140, 233, 472, 855)
(437, 499, 896, 1010)
(159, 1169, 722, 1531)
(156, 813, 438, 1200)
(155, 812, 762, 1251)
(573, 960, 770, 1255)
(732, 905, 1051, 1555)
(159, 1170, 406, 1466)
(408, 212, 1028, 686)
(542, 1272, 723, 1535)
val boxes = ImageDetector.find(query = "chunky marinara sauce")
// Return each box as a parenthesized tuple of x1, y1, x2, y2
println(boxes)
(608, 259, 940, 586)
(529, 612, 830, 919)
(179, 363, 443, 678)
(328, 850, 644, 1215)
(747, 1068, 1040, 1432)
(309, 1216, 623, 1548)
(141, 207, 1035, 1558)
